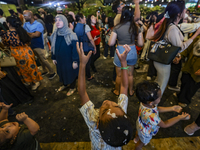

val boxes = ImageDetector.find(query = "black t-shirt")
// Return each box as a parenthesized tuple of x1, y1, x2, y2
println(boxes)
(12, 125, 39, 150)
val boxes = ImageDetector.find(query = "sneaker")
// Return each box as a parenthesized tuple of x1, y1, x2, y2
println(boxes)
(32, 82, 40, 90)
(184, 122, 200, 136)
(42, 72, 49, 76)
(168, 86, 180, 92)
(103, 56, 107, 59)
(49, 73, 57, 79)
(146, 76, 151, 80)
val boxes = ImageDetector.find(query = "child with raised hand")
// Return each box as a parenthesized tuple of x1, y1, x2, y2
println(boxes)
(77, 42, 133, 149)
(0, 102, 40, 150)
(134, 81, 190, 150)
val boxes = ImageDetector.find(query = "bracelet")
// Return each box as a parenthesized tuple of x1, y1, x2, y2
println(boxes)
(121, 66, 129, 70)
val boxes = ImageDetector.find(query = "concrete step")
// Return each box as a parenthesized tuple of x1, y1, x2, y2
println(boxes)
(40, 136, 200, 150)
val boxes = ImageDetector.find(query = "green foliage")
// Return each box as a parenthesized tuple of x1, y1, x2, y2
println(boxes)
(139, 5, 165, 17)
(188, 6, 200, 13)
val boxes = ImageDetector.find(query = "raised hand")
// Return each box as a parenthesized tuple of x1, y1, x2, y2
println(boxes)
(172, 105, 182, 113)
(0, 102, 13, 110)
(16, 112, 28, 122)
(76, 42, 92, 66)
(133, 0, 140, 4)
(116, 44, 131, 63)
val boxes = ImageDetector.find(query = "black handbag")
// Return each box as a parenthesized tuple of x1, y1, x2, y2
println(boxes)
(148, 24, 181, 65)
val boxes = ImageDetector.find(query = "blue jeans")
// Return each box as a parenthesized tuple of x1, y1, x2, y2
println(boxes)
(113, 45, 137, 67)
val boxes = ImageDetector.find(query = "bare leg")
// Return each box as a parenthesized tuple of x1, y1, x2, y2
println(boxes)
(133, 131, 139, 143)
(128, 65, 134, 96)
(134, 139, 145, 150)
(114, 66, 121, 96)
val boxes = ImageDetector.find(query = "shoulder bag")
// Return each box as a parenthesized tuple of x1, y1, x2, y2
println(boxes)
(0, 47, 16, 67)
(148, 24, 181, 65)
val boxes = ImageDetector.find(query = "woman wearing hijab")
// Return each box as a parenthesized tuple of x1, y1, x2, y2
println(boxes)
(51, 15, 79, 96)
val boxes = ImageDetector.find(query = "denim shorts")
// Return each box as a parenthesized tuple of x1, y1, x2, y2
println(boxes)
(136, 120, 152, 145)
(113, 45, 137, 67)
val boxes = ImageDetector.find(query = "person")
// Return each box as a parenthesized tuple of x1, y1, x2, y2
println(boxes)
(66, 14, 75, 30)
(17, 8, 24, 24)
(112, 0, 125, 26)
(174, 35, 200, 107)
(74, 13, 96, 81)
(104, 17, 115, 59)
(134, 81, 190, 150)
(0, 102, 40, 150)
(0, 9, 6, 24)
(87, 14, 101, 72)
(23, 10, 56, 80)
(140, 11, 158, 61)
(0, 67, 33, 107)
(52, 7, 63, 33)
(109, 5, 144, 96)
(45, 14, 54, 38)
(51, 15, 79, 96)
(150, 1, 200, 95)
(77, 42, 133, 149)
(33, 13, 49, 58)
(1, 16, 43, 90)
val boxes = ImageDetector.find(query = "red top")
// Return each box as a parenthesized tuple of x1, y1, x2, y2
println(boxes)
(91, 25, 101, 45)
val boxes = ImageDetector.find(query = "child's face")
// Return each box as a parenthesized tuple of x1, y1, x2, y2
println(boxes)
(99, 100, 125, 121)
(0, 122, 20, 141)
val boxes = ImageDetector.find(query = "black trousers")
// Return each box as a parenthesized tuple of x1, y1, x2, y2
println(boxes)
(84, 51, 92, 78)
(195, 113, 200, 127)
(168, 61, 182, 87)
(91, 44, 100, 70)
(178, 73, 200, 104)
(104, 43, 115, 57)
(147, 60, 157, 77)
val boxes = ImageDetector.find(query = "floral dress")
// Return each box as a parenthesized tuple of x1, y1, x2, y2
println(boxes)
(1, 30, 43, 84)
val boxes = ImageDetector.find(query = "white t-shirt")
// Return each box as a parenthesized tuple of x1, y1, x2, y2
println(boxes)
(0, 17, 6, 24)
(85, 24, 91, 33)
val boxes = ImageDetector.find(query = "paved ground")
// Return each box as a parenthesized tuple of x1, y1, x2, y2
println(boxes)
(9, 50, 200, 145)
(40, 137, 200, 150)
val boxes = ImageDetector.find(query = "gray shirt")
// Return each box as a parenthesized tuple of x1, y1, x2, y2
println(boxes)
(113, 22, 135, 45)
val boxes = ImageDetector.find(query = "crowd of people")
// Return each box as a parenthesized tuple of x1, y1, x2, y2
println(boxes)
(0, 0, 200, 149)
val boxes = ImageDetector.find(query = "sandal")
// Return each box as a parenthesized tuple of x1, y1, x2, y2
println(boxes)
(67, 88, 76, 96)
(58, 85, 68, 92)
(111, 88, 119, 96)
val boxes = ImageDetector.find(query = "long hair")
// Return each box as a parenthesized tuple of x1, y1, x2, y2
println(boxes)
(108, 17, 114, 28)
(116, 6, 138, 43)
(151, 1, 185, 41)
(6, 16, 31, 44)
(148, 11, 158, 29)
(86, 15, 99, 31)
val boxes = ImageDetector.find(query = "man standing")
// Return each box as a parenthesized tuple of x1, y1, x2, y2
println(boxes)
(23, 10, 56, 79)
